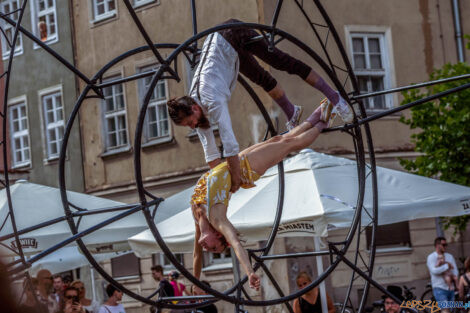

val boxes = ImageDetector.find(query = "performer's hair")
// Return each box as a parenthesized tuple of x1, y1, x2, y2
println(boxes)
(434, 236, 446, 246)
(167, 96, 196, 123)
(465, 257, 470, 273)
(296, 271, 312, 283)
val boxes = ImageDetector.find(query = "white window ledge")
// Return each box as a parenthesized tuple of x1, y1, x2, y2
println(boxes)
(141, 136, 174, 148)
(92, 12, 117, 24)
(202, 262, 232, 273)
(134, 0, 158, 10)
(367, 246, 413, 255)
(33, 37, 59, 50)
(100, 145, 132, 158)
(11, 162, 31, 170)
(113, 275, 141, 283)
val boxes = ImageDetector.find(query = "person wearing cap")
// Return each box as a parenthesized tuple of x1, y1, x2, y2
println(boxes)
(382, 285, 404, 313)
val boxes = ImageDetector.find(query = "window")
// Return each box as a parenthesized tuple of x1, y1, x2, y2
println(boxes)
(9, 99, 30, 167)
(349, 32, 393, 111)
(111, 253, 140, 278)
(41, 90, 64, 159)
(152, 253, 184, 271)
(138, 66, 170, 143)
(204, 250, 232, 267)
(1, 0, 23, 58)
(92, 0, 116, 21)
(366, 222, 411, 249)
(102, 75, 129, 151)
(31, 0, 57, 43)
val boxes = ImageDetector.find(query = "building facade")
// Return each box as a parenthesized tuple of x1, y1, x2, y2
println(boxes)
(68, 0, 470, 313)
(1, 0, 83, 191)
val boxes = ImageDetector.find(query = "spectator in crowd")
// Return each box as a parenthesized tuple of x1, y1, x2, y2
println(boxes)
(19, 277, 50, 313)
(382, 285, 404, 313)
(426, 237, 458, 313)
(191, 281, 218, 313)
(19, 277, 49, 313)
(61, 287, 88, 313)
(151, 265, 174, 298)
(98, 284, 125, 313)
(52, 275, 64, 304)
(63, 275, 73, 288)
(36, 269, 60, 313)
(168, 271, 187, 297)
(70, 280, 101, 313)
(293, 271, 335, 313)
(458, 256, 470, 302)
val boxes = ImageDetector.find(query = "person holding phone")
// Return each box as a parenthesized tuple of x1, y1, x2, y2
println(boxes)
(61, 287, 88, 313)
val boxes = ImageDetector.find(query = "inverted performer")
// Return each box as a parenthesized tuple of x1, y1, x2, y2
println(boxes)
(190, 100, 336, 290)
(167, 19, 353, 195)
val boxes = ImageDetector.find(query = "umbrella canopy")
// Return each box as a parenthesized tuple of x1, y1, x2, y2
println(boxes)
(28, 246, 131, 276)
(129, 149, 470, 256)
(0, 181, 189, 256)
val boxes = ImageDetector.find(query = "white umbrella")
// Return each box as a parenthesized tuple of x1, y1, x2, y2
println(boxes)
(128, 149, 470, 256)
(28, 246, 131, 276)
(0, 181, 190, 256)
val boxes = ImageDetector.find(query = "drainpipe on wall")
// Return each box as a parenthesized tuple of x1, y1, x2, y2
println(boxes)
(435, 217, 444, 237)
(451, 0, 465, 62)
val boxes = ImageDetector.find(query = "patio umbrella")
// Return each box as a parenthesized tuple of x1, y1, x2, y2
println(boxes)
(128, 149, 470, 255)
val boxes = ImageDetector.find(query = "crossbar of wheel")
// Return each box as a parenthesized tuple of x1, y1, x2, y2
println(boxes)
(325, 80, 470, 133)
(256, 250, 331, 261)
(0, 202, 145, 242)
(7, 203, 144, 275)
(352, 73, 470, 100)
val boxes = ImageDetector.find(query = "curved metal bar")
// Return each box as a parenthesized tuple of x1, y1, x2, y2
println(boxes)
(292, 0, 337, 76)
(0, 13, 100, 95)
(1, 0, 29, 267)
(56, 44, 198, 307)
(312, 1, 379, 311)
(133, 22, 368, 307)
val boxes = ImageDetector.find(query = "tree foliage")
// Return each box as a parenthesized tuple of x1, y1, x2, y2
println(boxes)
(399, 37, 470, 234)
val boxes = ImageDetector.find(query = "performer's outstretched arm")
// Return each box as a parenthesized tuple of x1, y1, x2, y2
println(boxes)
(210, 203, 260, 290)
(193, 223, 203, 279)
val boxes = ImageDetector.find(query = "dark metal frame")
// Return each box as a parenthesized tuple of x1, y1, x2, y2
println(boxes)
(2, 0, 470, 311)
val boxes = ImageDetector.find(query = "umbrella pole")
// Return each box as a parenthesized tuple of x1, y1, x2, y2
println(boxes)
(90, 266, 97, 301)
(314, 236, 328, 313)
(231, 248, 245, 312)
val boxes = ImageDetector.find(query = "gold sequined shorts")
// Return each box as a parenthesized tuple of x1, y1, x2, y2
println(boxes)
(191, 155, 260, 215)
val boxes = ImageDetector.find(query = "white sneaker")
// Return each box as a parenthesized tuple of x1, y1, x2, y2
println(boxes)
(320, 98, 336, 127)
(286, 105, 304, 131)
(334, 92, 354, 123)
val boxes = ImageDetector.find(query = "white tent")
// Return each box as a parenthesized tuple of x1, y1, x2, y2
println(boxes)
(129, 149, 470, 256)
(28, 246, 131, 276)
(0, 181, 190, 256)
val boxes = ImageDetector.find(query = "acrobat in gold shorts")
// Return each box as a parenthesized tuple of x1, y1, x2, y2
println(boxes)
(191, 155, 260, 216)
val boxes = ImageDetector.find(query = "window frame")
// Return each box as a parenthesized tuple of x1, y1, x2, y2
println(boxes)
(203, 250, 232, 270)
(138, 64, 171, 146)
(111, 253, 141, 280)
(38, 86, 64, 161)
(91, 0, 117, 23)
(8, 95, 31, 168)
(30, 0, 59, 47)
(345, 26, 396, 112)
(152, 253, 185, 273)
(1, 0, 24, 59)
(101, 74, 130, 153)
(365, 221, 412, 250)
